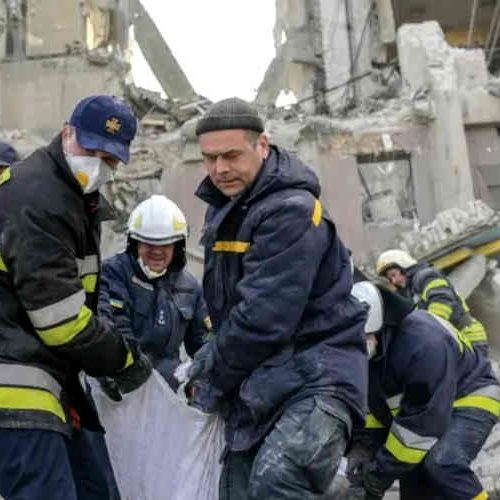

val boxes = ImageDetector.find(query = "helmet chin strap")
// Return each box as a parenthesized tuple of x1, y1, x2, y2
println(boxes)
(137, 257, 167, 280)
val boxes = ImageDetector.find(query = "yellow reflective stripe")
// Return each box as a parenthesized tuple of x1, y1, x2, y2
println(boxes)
(37, 305, 92, 347)
(428, 302, 453, 320)
(0, 167, 11, 185)
(81, 274, 97, 293)
(461, 322, 488, 343)
(385, 432, 428, 464)
(453, 396, 500, 417)
(0, 254, 6, 272)
(472, 490, 489, 500)
(422, 279, 449, 301)
(460, 295, 470, 313)
(312, 199, 322, 227)
(213, 241, 250, 253)
(0, 386, 65, 422)
(123, 351, 134, 370)
(365, 414, 385, 429)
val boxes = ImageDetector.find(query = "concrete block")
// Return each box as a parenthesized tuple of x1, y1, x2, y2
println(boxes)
(453, 48, 488, 90)
(26, 0, 84, 57)
(397, 21, 447, 93)
(0, 56, 123, 130)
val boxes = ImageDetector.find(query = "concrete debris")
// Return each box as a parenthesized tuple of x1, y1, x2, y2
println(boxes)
(398, 201, 498, 258)
(473, 349, 500, 494)
(124, 83, 210, 130)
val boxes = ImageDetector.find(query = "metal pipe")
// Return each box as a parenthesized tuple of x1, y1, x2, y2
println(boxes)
(344, 0, 358, 105)
(488, 9, 500, 66)
(486, 0, 500, 51)
(467, 0, 479, 47)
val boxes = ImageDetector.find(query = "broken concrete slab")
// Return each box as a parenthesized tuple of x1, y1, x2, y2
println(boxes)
(130, 0, 197, 103)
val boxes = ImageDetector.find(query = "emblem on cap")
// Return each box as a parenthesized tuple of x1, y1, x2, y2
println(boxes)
(105, 117, 121, 135)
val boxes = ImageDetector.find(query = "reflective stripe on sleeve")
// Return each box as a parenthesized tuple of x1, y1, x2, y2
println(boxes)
(27, 289, 86, 330)
(0, 386, 65, 422)
(454, 385, 500, 417)
(0, 254, 6, 272)
(365, 413, 385, 429)
(0, 364, 61, 398)
(123, 351, 134, 370)
(312, 199, 322, 227)
(36, 305, 93, 347)
(428, 302, 453, 320)
(77, 255, 99, 276)
(213, 241, 250, 253)
(422, 279, 449, 301)
(472, 490, 489, 500)
(427, 312, 473, 353)
(461, 321, 488, 344)
(385, 422, 438, 465)
(81, 274, 97, 293)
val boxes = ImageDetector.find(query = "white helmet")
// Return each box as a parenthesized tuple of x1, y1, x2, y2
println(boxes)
(376, 249, 417, 276)
(127, 195, 188, 245)
(351, 281, 383, 334)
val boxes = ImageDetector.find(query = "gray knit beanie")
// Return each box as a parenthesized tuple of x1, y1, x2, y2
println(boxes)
(195, 97, 264, 136)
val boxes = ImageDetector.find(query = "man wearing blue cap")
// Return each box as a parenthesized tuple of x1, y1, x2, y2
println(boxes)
(0, 95, 151, 499)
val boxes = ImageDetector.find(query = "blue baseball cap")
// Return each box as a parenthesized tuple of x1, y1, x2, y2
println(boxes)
(69, 95, 137, 164)
(0, 142, 19, 166)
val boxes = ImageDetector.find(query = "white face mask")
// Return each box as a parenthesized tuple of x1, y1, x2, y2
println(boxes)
(65, 153, 114, 194)
(138, 257, 167, 280)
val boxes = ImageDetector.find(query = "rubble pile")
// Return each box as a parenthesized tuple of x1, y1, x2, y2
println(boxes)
(398, 201, 499, 259)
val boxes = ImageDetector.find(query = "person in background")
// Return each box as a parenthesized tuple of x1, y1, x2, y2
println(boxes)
(0, 95, 152, 499)
(99, 194, 209, 393)
(348, 281, 499, 499)
(377, 249, 488, 354)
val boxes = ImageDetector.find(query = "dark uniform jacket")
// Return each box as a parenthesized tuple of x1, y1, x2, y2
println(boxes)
(196, 145, 368, 451)
(364, 309, 500, 488)
(406, 262, 488, 350)
(99, 252, 207, 390)
(0, 135, 130, 435)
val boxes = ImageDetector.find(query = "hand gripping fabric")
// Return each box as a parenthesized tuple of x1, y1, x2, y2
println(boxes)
(89, 370, 224, 500)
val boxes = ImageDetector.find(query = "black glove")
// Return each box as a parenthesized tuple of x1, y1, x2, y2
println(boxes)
(113, 340, 152, 395)
(188, 379, 223, 414)
(97, 377, 122, 402)
(186, 341, 216, 382)
(362, 462, 391, 499)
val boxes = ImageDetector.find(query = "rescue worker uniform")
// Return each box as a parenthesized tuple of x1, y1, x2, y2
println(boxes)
(99, 252, 207, 391)
(405, 261, 488, 353)
(195, 144, 368, 499)
(354, 304, 499, 499)
(0, 109, 148, 497)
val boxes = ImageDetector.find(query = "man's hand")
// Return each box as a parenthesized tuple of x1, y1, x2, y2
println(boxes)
(362, 462, 391, 499)
(186, 341, 216, 382)
(188, 379, 223, 414)
(113, 340, 152, 395)
(97, 377, 122, 402)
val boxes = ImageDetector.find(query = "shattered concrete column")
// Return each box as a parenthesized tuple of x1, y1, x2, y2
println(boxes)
(319, 0, 379, 110)
(374, 0, 395, 45)
(397, 21, 475, 213)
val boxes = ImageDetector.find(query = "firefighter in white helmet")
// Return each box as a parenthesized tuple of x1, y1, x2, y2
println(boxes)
(376, 249, 488, 353)
(99, 195, 210, 393)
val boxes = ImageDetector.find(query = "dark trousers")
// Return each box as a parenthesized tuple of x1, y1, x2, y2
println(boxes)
(415, 407, 497, 500)
(0, 428, 120, 500)
(220, 395, 350, 500)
